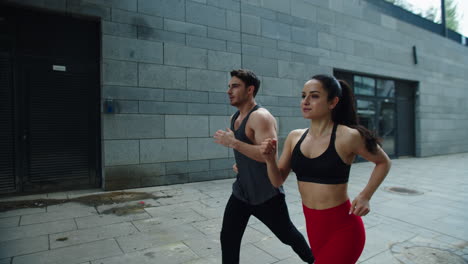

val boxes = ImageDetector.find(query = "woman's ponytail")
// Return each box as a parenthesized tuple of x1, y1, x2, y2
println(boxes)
(332, 80, 357, 127)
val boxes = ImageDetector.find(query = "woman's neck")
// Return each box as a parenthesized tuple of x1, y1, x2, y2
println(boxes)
(308, 118, 334, 138)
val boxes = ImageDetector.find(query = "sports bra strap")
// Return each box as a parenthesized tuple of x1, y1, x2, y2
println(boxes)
(330, 123, 338, 143)
(299, 129, 309, 142)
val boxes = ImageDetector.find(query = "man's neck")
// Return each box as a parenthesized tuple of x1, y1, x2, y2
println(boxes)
(237, 100, 257, 116)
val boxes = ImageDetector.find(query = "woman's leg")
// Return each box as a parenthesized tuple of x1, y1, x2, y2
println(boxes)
(314, 215, 365, 264)
(303, 200, 365, 264)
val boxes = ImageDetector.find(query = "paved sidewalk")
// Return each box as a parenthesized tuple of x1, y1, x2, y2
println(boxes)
(0, 153, 467, 264)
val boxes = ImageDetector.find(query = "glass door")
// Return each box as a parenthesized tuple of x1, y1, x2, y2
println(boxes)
(356, 99, 395, 156)
(354, 75, 396, 157)
(357, 99, 377, 131)
(335, 70, 414, 158)
(378, 99, 395, 156)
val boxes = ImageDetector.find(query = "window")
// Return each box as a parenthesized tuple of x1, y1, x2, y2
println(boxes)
(354, 76, 375, 96)
(356, 99, 376, 131)
(377, 79, 395, 97)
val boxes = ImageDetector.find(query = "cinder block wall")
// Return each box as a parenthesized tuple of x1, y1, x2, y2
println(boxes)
(6, 0, 468, 190)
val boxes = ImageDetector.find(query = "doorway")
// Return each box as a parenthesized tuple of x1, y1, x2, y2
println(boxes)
(0, 4, 101, 194)
(335, 71, 416, 158)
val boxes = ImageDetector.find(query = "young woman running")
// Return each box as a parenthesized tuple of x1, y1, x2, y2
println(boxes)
(260, 74, 391, 264)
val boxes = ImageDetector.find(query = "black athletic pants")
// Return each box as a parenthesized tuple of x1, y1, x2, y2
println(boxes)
(220, 194, 314, 264)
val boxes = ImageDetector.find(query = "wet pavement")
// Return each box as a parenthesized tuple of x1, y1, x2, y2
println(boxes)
(0, 153, 467, 264)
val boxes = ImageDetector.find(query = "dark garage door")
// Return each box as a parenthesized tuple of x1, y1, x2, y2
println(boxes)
(0, 4, 101, 193)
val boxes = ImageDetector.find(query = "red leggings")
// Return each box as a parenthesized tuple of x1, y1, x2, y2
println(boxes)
(303, 200, 365, 264)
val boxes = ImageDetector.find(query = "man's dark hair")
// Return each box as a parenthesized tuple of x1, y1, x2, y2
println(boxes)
(230, 69, 261, 97)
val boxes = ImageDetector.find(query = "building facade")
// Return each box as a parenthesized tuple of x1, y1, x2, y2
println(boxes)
(1, 0, 467, 194)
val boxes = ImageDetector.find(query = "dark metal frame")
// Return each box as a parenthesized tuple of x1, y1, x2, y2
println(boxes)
(334, 69, 417, 160)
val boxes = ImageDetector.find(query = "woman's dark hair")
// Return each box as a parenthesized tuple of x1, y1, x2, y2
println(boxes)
(311, 74, 381, 154)
(230, 69, 261, 97)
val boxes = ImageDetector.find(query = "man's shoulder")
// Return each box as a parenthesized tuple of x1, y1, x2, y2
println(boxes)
(249, 108, 276, 126)
(250, 107, 274, 119)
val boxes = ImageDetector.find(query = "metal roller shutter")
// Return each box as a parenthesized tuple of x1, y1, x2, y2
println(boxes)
(0, 54, 16, 192)
(26, 67, 92, 184)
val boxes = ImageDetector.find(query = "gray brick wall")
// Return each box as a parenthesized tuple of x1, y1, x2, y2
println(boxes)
(7, 0, 468, 190)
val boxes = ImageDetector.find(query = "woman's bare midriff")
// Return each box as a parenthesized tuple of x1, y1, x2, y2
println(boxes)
(298, 181, 349, 210)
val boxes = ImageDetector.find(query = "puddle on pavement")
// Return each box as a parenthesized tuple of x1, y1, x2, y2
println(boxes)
(392, 243, 467, 264)
(399, 246, 467, 264)
(144, 252, 156, 259)
(384, 186, 424, 195)
(101, 203, 148, 216)
(455, 241, 468, 249)
(0, 191, 171, 214)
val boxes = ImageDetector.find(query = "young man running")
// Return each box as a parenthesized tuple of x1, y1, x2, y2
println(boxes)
(214, 69, 314, 264)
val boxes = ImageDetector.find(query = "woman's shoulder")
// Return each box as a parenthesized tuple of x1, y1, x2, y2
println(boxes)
(336, 124, 363, 144)
(283, 128, 307, 151)
(288, 128, 307, 138)
(286, 128, 308, 143)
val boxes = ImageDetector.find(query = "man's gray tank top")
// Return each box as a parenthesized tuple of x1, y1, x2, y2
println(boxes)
(230, 105, 284, 205)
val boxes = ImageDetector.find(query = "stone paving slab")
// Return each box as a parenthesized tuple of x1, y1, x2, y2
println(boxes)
(182, 254, 221, 264)
(117, 225, 205, 253)
(20, 206, 98, 225)
(46, 201, 94, 213)
(186, 243, 277, 264)
(238, 243, 278, 264)
(90, 242, 197, 264)
(0, 219, 76, 242)
(50, 222, 138, 249)
(360, 223, 416, 261)
(95, 198, 161, 214)
(0, 216, 19, 228)
(253, 236, 298, 260)
(182, 235, 221, 258)
(0, 153, 466, 264)
(190, 217, 223, 236)
(12, 239, 122, 264)
(0, 235, 48, 259)
(0, 207, 45, 218)
(74, 211, 151, 229)
(274, 256, 307, 264)
(190, 202, 226, 219)
(143, 207, 207, 227)
(360, 250, 401, 264)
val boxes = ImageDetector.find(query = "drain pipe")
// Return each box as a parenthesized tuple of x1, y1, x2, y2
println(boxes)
(441, 0, 447, 37)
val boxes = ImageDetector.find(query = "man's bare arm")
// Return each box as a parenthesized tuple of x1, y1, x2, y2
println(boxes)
(214, 110, 277, 163)
(232, 110, 276, 162)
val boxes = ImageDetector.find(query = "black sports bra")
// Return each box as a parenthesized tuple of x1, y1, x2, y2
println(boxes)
(291, 123, 351, 184)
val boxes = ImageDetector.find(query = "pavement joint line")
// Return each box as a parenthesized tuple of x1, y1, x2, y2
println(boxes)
(371, 212, 465, 241)
(130, 220, 142, 232)
(114, 237, 125, 254)
(252, 242, 281, 262)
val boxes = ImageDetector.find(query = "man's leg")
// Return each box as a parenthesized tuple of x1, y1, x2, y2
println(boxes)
(220, 194, 251, 264)
(254, 194, 314, 263)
